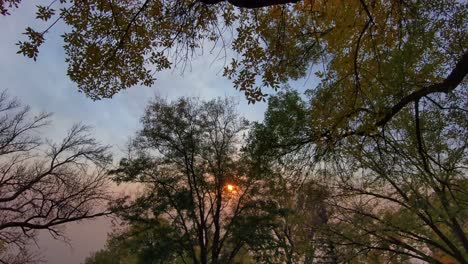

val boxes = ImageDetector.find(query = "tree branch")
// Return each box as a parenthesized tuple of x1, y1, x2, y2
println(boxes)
(375, 51, 468, 127)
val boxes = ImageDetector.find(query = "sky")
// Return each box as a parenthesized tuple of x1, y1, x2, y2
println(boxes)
(0, 2, 314, 263)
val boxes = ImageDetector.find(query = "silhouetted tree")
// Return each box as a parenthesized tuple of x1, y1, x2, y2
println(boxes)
(110, 97, 285, 264)
(0, 91, 113, 263)
(248, 90, 467, 263)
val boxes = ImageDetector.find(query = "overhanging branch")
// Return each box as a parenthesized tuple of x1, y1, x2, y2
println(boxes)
(375, 51, 468, 127)
(335, 51, 467, 141)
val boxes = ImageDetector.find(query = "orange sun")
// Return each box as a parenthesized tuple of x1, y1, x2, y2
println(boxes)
(227, 184, 234, 192)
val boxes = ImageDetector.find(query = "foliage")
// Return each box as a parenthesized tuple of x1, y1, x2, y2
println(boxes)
(248, 88, 467, 263)
(84, 220, 180, 264)
(108, 97, 286, 264)
(0, 0, 20, 15)
(3, 0, 467, 262)
(8, 1, 466, 111)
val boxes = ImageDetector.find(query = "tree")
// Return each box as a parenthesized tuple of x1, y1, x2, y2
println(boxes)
(83, 224, 142, 264)
(248, 89, 467, 263)
(321, 89, 468, 263)
(0, 91, 113, 263)
(246, 179, 334, 264)
(6, 0, 466, 117)
(85, 218, 200, 264)
(109, 97, 285, 264)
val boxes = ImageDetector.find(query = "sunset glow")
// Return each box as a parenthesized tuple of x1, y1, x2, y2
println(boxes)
(227, 184, 234, 192)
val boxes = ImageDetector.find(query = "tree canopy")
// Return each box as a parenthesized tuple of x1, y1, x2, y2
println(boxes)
(81, 87, 468, 263)
(107, 97, 287, 264)
(6, 0, 466, 110)
(2, 0, 467, 263)
(247, 87, 467, 263)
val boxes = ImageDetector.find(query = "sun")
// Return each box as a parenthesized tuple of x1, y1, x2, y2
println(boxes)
(227, 184, 234, 192)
